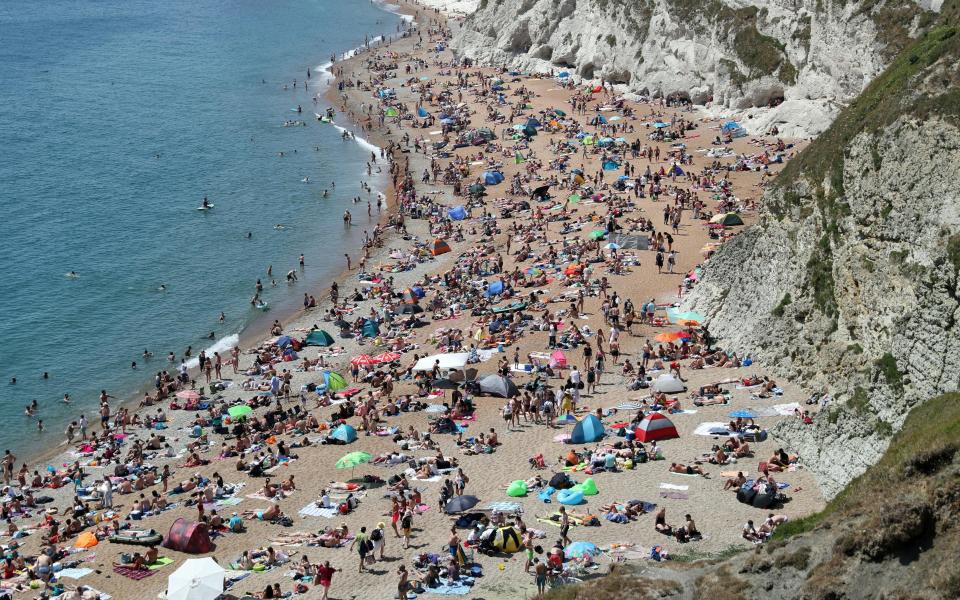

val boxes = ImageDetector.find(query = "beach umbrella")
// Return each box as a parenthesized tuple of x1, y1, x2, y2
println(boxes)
(397, 303, 424, 314)
(374, 351, 402, 363)
(323, 371, 348, 392)
(167, 557, 225, 600)
(567, 193, 581, 203)
(565, 541, 600, 559)
(350, 354, 378, 367)
(176, 390, 201, 401)
(678, 318, 701, 327)
(729, 409, 757, 419)
(549, 350, 568, 368)
(444, 495, 480, 514)
(336, 451, 372, 470)
(588, 230, 607, 240)
(654, 332, 683, 343)
(227, 405, 252, 419)
(605, 242, 621, 250)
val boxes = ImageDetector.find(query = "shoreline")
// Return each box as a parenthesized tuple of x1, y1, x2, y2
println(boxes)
(17, 4, 417, 474)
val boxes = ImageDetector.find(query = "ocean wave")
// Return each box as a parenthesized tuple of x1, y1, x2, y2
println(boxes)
(184, 333, 240, 369)
(373, 0, 415, 23)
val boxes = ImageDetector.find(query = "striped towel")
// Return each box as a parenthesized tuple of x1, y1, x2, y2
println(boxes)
(615, 402, 642, 411)
(298, 503, 338, 519)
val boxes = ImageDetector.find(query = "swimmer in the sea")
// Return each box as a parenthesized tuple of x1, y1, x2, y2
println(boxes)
(63, 393, 71, 404)
(67, 271, 78, 278)
(219, 312, 225, 324)
(143, 349, 153, 359)
(207, 332, 215, 340)
(159, 284, 167, 292)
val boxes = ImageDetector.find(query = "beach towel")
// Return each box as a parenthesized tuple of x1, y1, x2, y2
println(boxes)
(57, 567, 93, 579)
(424, 576, 475, 595)
(215, 497, 243, 508)
(298, 503, 338, 519)
(658, 483, 689, 491)
(483, 501, 522, 513)
(246, 490, 293, 501)
(113, 565, 156, 580)
(669, 471, 701, 477)
(772, 402, 801, 416)
(658, 491, 688, 500)
(693, 422, 729, 436)
(672, 409, 698, 415)
(720, 471, 741, 478)
(147, 557, 174, 570)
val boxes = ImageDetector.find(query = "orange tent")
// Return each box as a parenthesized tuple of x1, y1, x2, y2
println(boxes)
(429, 238, 451, 256)
(75, 532, 98, 549)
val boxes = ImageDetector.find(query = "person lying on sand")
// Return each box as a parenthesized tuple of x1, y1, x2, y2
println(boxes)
(670, 462, 708, 478)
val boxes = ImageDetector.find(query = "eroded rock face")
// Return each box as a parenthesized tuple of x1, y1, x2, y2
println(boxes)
(451, 0, 931, 137)
(683, 117, 960, 496)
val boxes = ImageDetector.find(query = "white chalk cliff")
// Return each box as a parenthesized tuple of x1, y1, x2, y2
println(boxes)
(451, 0, 941, 137)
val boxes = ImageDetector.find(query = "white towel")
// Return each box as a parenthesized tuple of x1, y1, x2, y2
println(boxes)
(659, 483, 689, 491)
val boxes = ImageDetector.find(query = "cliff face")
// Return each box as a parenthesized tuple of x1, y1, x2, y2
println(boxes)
(452, 0, 935, 136)
(684, 23, 960, 497)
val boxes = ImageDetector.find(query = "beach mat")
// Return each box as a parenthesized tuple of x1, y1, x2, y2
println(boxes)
(113, 565, 156, 580)
(298, 503, 338, 519)
(147, 557, 174, 570)
(658, 491, 688, 500)
(693, 422, 729, 436)
(58, 568, 94, 579)
(658, 483, 689, 491)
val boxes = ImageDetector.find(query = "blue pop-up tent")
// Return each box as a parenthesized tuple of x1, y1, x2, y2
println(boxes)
(485, 281, 505, 297)
(447, 205, 467, 220)
(602, 160, 620, 171)
(482, 171, 504, 185)
(362, 319, 379, 338)
(417, 107, 429, 117)
(569, 414, 605, 443)
(330, 424, 358, 443)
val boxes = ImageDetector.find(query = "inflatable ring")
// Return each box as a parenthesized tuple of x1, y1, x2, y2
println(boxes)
(557, 488, 584, 505)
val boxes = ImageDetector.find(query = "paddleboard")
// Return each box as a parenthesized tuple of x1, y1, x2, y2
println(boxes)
(255, 302, 269, 311)
(196, 204, 215, 211)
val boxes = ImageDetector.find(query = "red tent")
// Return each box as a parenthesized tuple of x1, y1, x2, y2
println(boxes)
(634, 412, 679, 442)
(162, 518, 212, 554)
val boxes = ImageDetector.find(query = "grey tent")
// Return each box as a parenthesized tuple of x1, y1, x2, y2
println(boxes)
(477, 374, 519, 398)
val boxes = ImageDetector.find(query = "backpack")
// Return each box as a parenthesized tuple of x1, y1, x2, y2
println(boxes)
(371, 528, 383, 542)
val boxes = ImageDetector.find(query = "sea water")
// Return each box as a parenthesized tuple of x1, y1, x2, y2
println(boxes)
(0, 0, 403, 458)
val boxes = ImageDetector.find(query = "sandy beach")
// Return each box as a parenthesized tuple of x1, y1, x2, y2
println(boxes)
(0, 2, 825, 599)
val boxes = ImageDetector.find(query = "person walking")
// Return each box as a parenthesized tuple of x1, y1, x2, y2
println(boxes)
(315, 560, 340, 600)
(349, 526, 371, 573)
(401, 508, 414, 549)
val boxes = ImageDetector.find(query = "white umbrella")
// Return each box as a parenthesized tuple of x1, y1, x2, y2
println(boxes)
(605, 242, 621, 250)
(167, 557, 224, 600)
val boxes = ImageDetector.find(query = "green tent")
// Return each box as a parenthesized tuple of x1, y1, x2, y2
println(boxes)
(589, 230, 607, 240)
(305, 330, 335, 347)
(567, 193, 581, 204)
(582, 135, 595, 145)
(361, 319, 379, 338)
(710, 212, 744, 226)
(385, 107, 399, 117)
(227, 405, 252, 419)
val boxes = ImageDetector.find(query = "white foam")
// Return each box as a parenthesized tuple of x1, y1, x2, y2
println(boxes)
(374, 0, 415, 23)
(185, 333, 240, 369)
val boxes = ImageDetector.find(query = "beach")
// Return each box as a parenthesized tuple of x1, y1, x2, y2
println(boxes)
(0, 2, 826, 599)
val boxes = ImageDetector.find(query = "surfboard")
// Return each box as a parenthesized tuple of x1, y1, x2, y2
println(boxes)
(196, 204, 215, 211)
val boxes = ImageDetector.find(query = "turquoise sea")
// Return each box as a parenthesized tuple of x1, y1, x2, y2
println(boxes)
(0, 0, 403, 459)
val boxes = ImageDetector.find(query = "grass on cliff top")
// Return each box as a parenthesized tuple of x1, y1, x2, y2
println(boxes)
(774, 392, 960, 539)
(773, 22, 960, 201)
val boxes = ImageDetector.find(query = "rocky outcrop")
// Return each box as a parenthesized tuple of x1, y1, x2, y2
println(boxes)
(684, 23, 960, 497)
(452, 0, 936, 136)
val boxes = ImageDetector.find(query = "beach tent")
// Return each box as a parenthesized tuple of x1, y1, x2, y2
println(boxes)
(417, 107, 429, 118)
(75, 531, 98, 549)
(447, 205, 467, 220)
(590, 115, 607, 125)
(275, 335, 293, 348)
(652, 374, 687, 393)
(322, 370, 348, 392)
(166, 557, 225, 600)
(482, 171, 504, 185)
(429, 238, 451, 255)
(549, 350, 568, 368)
(569, 414, 605, 444)
(709, 212, 744, 226)
(385, 107, 399, 117)
(634, 412, 679, 442)
(668, 163, 685, 177)
(330, 423, 358, 443)
(530, 184, 551, 200)
(396, 303, 424, 314)
(485, 280, 505, 297)
(413, 353, 470, 373)
(477, 374, 519, 398)
(490, 526, 523, 552)
(361, 319, 379, 338)
(162, 519, 212, 554)
(602, 159, 620, 171)
(304, 330, 335, 347)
